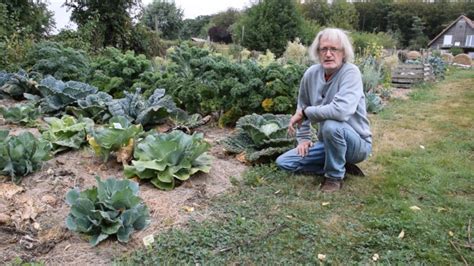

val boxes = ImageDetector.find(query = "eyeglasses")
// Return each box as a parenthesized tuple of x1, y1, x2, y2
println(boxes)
(318, 47, 342, 54)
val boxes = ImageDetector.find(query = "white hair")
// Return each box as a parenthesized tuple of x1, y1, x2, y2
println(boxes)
(308, 28, 354, 63)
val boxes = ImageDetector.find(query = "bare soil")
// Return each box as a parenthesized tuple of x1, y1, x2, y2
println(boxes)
(0, 101, 247, 264)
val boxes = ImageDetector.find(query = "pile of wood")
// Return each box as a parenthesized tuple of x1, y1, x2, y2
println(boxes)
(391, 63, 434, 88)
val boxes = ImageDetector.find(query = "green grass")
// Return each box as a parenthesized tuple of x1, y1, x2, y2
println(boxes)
(118, 69, 474, 264)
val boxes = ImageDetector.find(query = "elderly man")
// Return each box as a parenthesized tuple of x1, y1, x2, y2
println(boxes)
(276, 28, 372, 192)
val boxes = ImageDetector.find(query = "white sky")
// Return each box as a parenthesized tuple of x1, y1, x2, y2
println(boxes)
(48, 0, 252, 32)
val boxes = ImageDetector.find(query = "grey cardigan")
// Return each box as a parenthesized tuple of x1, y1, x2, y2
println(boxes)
(296, 63, 372, 144)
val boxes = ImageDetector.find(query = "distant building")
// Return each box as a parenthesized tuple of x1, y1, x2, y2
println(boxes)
(428, 15, 474, 58)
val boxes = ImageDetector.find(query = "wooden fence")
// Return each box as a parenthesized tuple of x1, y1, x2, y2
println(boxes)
(392, 63, 434, 88)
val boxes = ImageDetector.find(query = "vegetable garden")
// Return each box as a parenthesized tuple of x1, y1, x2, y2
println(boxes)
(0, 30, 463, 263)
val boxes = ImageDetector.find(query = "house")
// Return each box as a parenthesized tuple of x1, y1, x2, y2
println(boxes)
(428, 15, 474, 58)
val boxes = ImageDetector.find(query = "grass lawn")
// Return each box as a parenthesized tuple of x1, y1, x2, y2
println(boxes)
(119, 69, 474, 264)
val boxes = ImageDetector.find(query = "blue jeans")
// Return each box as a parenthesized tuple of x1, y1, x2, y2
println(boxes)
(276, 120, 372, 180)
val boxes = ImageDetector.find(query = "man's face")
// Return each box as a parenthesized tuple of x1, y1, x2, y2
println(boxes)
(319, 37, 344, 75)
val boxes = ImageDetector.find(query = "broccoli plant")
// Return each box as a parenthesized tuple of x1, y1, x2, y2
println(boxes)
(0, 130, 52, 184)
(0, 102, 40, 126)
(221, 113, 296, 163)
(88, 116, 144, 163)
(65, 176, 150, 246)
(124, 130, 213, 190)
(41, 115, 94, 154)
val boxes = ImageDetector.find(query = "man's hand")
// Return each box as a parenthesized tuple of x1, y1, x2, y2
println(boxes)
(287, 110, 304, 136)
(296, 140, 313, 157)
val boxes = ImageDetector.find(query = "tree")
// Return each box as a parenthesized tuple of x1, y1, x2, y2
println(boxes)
(64, 0, 142, 49)
(240, 0, 302, 56)
(328, 0, 358, 31)
(141, 0, 184, 40)
(210, 8, 241, 30)
(179, 16, 212, 39)
(299, 0, 331, 27)
(0, 0, 54, 39)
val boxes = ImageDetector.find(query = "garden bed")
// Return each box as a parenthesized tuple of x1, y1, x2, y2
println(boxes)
(0, 105, 247, 264)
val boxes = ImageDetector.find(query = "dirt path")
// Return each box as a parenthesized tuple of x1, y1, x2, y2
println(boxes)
(0, 117, 247, 264)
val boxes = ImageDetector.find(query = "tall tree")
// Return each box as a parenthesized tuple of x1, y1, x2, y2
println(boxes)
(0, 0, 54, 39)
(141, 0, 184, 40)
(328, 0, 359, 31)
(299, 0, 331, 27)
(64, 0, 141, 49)
(240, 0, 302, 56)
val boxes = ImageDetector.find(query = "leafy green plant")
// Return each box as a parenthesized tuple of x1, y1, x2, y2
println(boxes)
(366, 92, 384, 114)
(66, 91, 113, 123)
(37, 75, 98, 114)
(23, 41, 90, 82)
(89, 47, 151, 97)
(88, 116, 143, 163)
(0, 70, 42, 100)
(428, 55, 447, 80)
(124, 130, 212, 190)
(0, 130, 52, 184)
(41, 115, 93, 154)
(65, 176, 150, 246)
(221, 113, 295, 163)
(0, 102, 40, 126)
(108, 88, 176, 128)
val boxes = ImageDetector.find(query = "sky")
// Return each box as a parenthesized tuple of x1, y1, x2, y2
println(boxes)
(48, 0, 252, 32)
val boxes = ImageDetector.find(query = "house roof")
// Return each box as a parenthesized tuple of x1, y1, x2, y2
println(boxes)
(428, 15, 474, 47)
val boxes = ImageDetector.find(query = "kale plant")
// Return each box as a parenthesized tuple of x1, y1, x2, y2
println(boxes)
(65, 176, 150, 246)
(23, 41, 90, 82)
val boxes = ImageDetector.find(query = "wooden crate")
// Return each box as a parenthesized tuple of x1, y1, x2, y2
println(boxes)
(392, 63, 433, 88)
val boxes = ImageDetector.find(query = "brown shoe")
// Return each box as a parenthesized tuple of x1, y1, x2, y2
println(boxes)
(320, 178, 343, 192)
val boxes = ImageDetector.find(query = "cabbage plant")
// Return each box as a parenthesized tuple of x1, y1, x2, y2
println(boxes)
(0, 102, 40, 126)
(0, 70, 42, 100)
(66, 91, 113, 123)
(65, 176, 150, 246)
(41, 115, 93, 154)
(0, 130, 52, 184)
(88, 116, 143, 163)
(221, 113, 296, 163)
(124, 130, 213, 190)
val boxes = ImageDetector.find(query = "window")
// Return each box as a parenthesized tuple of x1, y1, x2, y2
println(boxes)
(443, 35, 453, 46)
(466, 35, 474, 47)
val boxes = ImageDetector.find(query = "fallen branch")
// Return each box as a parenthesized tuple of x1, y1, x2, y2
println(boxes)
(449, 240, 468, 266)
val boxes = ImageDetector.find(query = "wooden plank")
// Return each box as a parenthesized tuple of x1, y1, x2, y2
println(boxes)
(392, 83, 413, 88)
(392, 78, 423, 83)
(397, 64, 425, 69)
(392, 74, 424, 79)
(393, 69, 425, 75)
